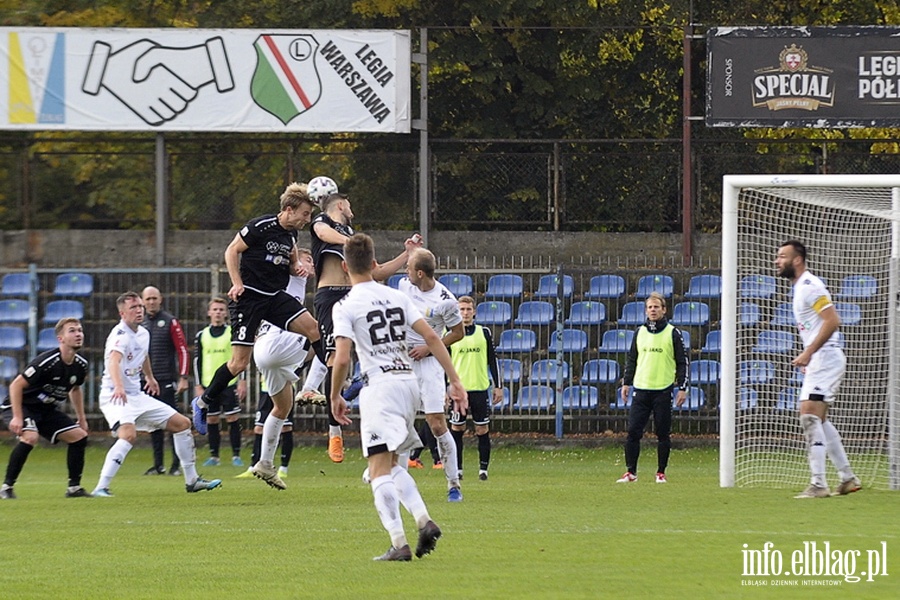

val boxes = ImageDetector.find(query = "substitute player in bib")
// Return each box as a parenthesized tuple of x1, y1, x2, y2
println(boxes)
(92, 292, 221, 497)
(309, 179, 422, 462)
(330, 233, 468, 561)
(775, 240, 861, 499)
(399, 248, 465, 501)
(1, 318, 90, 499)
(194, 183, 325, 430)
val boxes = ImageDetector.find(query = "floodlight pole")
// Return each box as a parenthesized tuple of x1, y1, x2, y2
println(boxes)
(413, 28, 429, 246)
(155, 133, 167, 266)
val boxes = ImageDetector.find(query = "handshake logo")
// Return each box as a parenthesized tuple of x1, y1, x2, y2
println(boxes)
(81, 36, 234, 126)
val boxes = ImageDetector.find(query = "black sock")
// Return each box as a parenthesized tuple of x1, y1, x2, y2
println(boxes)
(280, 430, 294, 467)
(324, 367, 339, 427)
(251, 433, 262, 466)
(229, 421, 242, 457)
(311, 339, 327, 365)
(203, 363, 237, 403)
(477, 432, 491, 471)
(150, 429, 164, 468)
(450, 429, 464, 471)
(67, 437, 87, 487)
(4, 441, 34, 486)
(169, 433, 180, 471)
(208, 423, 220, 457)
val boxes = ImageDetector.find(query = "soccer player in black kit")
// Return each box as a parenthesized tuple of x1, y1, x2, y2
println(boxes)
(194, 182, 325, 425)
(1, 318, 90, 499)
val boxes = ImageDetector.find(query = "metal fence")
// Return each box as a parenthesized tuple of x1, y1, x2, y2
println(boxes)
(1, 259, 725, 437)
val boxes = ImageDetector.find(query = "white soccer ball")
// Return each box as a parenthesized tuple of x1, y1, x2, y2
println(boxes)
(307, 176, 338, 207)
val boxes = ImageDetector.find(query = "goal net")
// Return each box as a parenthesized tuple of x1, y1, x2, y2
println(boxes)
(720, 175, 900, 490)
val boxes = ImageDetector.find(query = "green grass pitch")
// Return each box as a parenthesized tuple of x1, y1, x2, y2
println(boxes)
(0, 441, 895, 599)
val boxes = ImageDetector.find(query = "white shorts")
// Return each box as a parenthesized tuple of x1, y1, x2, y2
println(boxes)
(99, 390, 178, 432)
(412, 356, 447, 414)
(358, 374, 422, 458)
(799, 346, 846, 404)
(254, 328, 308, 396)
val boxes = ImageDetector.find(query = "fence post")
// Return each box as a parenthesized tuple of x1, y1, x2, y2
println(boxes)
(554, 263, 565, 439)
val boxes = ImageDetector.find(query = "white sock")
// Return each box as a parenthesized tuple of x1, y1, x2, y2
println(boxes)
(96, 439, 133, 490)
(329, 425, 342, 438)
(436, 430, 460, 488)
(822, 420, 854, 481)
(391, 465, 431, 529)
(172, 429, 199, 483)
(261, 414, 285, 464)
(371, 475, 407, 549)
(397, 451, 410, 471)
(802, 415, 827, 487)
(302, 356, 327, 392)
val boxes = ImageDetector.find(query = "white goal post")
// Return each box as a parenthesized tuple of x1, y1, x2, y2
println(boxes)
(720, 174, 900, 490)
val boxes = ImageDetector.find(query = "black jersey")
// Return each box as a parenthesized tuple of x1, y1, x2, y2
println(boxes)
(1, 349, 88, 408)
(310, 212, 354, 280)
(238, 214, 299, 295)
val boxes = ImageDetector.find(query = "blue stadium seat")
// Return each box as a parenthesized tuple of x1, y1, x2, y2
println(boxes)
(635, 274, 673, 299)
(386, 273, 405, 289)
(701, 330, 721, 354)
(0, 355, 17, 379)
(684, 274, 722, 299)
(562, 385, 599, 410)
(789, 367, 805, 384)
(0, 327, 26, 350)
(581, 358, 620, 385)
(533, 274, 574, 299)
(618, 301, 646, 326)
(739, 360, 776, 385)
(835, 302, 861, 326)
(585, 275, 625, 299)
(566, 301, 606, 326)
(752, 330, 795, 354)
(690, 360, 720, 384)
(739, 302, 760, 327)
(675, 386, 706, 411)
(475, 301, 512, 326)
(836, 274, 877, 300)
(496, 329, 536, 354)
(671, 302, 710, 327)
(53, 272, 94, 297)
(771, 303, 794, 327)
(549, 328, 588, 354)
(612, 386, 632, 409)
(484, 274, 523, 300)
(740, 274, 776, 299)
(598, 329, 634, 353)
(514, 301, 554, 326)
(438, 273, 473, 297)
(776, 387, 799, 411)
(37, 328, 58, 351)
(529, 359, 570, 384)
(43, 300, 84, 324)
(0, 300, 30, 323)
(739, 387, 759, 410)
(1, 273, 35, 297)
(680, 329, 691, 352)
(498, 358, 522, 384)
(515, 385, 555, 411)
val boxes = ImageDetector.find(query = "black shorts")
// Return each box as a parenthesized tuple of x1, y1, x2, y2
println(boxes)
(230, 289, 308, 346)
(254, 392, 294, 429)
(148, 380, 177, 409)
(1, 403, 81, 444)
(450, 390, 491, 427)
(314, 286, 352, 355)
(207, 386, 240, 416)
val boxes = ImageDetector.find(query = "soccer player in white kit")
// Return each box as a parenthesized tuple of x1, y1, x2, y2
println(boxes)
(399, 248, 465, 501)
(330, 233, 468, 561)
(92, 292, 221, 497)
(775, 241, 861, 499)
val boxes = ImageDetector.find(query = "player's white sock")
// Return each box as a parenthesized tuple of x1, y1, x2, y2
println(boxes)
(391, 465, 431, 529)
(370, 474, 407, 549)
(800, 414, 827, 487)
(822, 420, 854, 481)
(172, 429, 198, 483)
(302, 356, 327, 392)
(96, 439, 132, 490)
(261, 414, 285, 464)
(436, 430, 461, 488)
(397, 451, 410, 471)
(329, 425, 342, 438)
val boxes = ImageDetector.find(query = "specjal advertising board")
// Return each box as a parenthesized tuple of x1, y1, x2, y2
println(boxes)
(707, 26, 900, 127)
(0, 28, 410, 132)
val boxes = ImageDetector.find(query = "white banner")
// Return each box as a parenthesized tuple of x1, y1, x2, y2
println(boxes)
(0, 28, 411, 132)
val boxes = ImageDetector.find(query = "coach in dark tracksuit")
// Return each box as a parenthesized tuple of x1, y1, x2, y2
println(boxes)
(618, 291, 689, 484)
